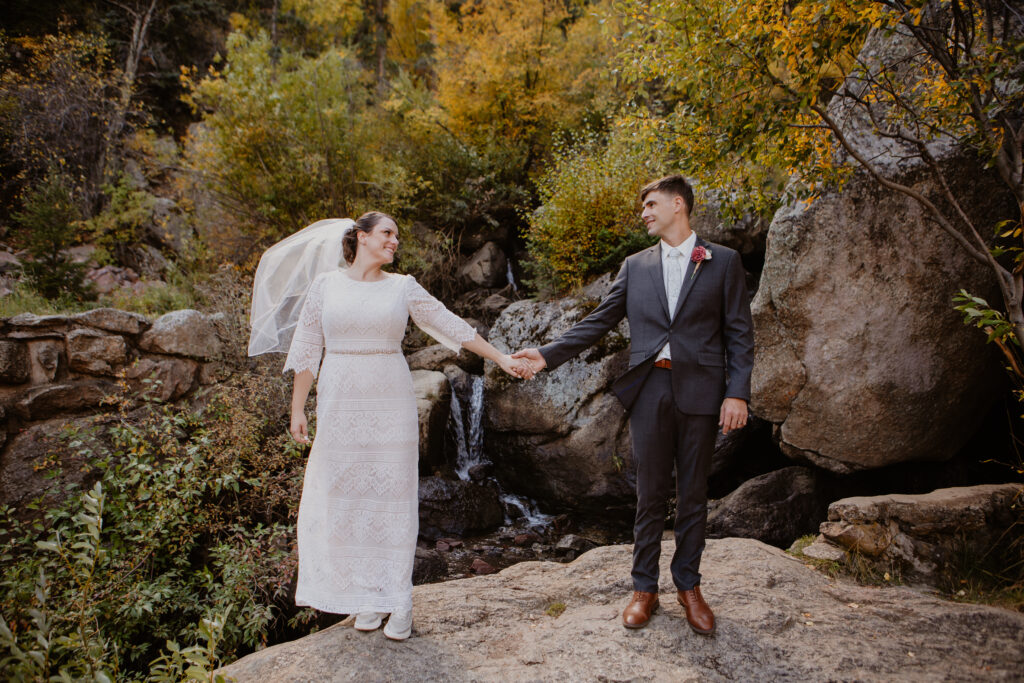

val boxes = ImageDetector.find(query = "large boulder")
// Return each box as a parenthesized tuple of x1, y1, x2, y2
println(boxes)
(407, 342, 483, 375)
(219, 538, 1024, 681)
(15, 380, 116, 419)
(706, 466, 832, 548)
(752, 161, 1005, 473)
(71, 308, 150, 335)
(484, 276, 634, 513)
(411, 370, 451, 471)
(66, 329, 129, 376)
(817, 484, 1024, 585)
(27, 340, 62, 384)
(148, 197, 193, 254)
(418, 476, 504, 538)
(0, 251, 22, 275)
(125, 357, 198, 402)
(459, 242, 508, 289)
(751, 27, 1012, 473)
(139, 309, 222, 360)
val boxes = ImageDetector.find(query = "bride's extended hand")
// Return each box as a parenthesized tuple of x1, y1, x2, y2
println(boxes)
(290, 411, 311, 444)
(498, 354, 535, 380)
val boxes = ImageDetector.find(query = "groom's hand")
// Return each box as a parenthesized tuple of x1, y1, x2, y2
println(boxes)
(719, 398, 748, 435)
(511, 348, 547, 378)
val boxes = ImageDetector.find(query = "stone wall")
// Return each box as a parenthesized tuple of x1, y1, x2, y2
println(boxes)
(0, 308, 228, 507)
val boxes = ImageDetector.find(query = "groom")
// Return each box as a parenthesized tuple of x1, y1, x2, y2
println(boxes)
(514, 175, 754, 634)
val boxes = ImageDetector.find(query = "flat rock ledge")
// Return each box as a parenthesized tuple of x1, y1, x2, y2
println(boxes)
(219, 538, 1023, 682)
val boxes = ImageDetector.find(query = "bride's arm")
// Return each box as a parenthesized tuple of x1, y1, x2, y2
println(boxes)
(290, 370, 314, 443)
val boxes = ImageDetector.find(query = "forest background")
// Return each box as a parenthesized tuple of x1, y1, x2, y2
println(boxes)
(1, 0, 1021, 680)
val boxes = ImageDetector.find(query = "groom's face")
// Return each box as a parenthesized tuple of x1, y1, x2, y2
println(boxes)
(641, 190, 683, 238)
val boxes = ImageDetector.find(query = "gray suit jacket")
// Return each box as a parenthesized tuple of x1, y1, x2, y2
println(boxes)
(539, 237, 754, 415)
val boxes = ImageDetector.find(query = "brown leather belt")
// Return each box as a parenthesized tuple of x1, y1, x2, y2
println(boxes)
(653, 359, 672, 369)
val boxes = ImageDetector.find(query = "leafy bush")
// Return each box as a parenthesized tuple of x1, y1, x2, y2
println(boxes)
(524, 127, 664, 296)
(182, 30, 415, 243)
(85, 173, 159, 265)
(0, 369, 310, 679)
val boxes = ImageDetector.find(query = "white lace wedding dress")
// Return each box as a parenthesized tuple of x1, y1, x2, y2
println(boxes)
(283, 270, 476, 614)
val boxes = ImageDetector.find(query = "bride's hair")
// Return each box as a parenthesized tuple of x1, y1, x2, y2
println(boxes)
(343, 211, 395, 264)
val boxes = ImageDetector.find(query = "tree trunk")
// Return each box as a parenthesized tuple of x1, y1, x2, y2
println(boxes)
(94, 0, 158, 198)
(368, 0, 388, 94)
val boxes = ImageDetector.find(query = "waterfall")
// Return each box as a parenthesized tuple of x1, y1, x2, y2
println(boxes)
(506, 261, 519, 292)
(500, 493, 555, 528)
(452, 375, 485, 481)
(449, 374, 553, 529)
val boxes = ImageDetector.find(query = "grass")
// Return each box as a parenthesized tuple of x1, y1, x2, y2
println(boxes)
(788, 533, 1024, 611)
(544, 601, 567, 618)
(1, 267, 203, 320)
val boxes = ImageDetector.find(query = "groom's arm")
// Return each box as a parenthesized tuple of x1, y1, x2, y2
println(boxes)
(537, 260, 629, 371)
(721, 249, 754, 401)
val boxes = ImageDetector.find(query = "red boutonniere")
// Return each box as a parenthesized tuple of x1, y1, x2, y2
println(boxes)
(690, 245, 712, 280)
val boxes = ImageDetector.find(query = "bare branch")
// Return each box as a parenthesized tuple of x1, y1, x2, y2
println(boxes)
(811, 101, 995, 267)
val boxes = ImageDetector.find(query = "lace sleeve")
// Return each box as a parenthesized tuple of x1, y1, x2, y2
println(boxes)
(283, 274, 326, 378)
(406, 276, 477, 353)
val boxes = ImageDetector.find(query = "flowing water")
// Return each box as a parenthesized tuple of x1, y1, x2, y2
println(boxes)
(448, 375, 552, 528)
(506, 261, 519, 292)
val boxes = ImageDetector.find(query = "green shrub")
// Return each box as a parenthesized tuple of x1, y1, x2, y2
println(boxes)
(182, 30, 415, 243)
(523, 127, 665, 296)
(85, 173, 159, 265)
(0, 370, 308, 679)
(12, 170, 93, 301)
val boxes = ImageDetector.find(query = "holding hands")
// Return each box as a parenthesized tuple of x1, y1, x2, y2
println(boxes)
(491, 348, 547, 380)
(510, 348, 546, 380)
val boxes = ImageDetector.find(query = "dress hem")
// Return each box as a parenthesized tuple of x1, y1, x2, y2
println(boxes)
(295, 593, 413, 615)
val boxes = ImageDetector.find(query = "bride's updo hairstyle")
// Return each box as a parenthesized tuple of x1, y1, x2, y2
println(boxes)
(343, 211, 396, 265)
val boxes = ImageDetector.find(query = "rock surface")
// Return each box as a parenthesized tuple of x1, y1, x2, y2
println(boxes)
(484, 276, 634, 512)
(125, 357, 199, 402)
(66, 329, 129, 376)
(690, 196, 769, 259)
(219, 538, 1024, 681)
(418, 476, 504, 538)
(818, 484, 1024, 585)
(0, 340, 30, 384)
(0, 416, 100, 509)
(706, 466, 831, 548)
(459, 242, 508, 288)
(71, 308, 150, 335)
(139, 309, 222, 359)
(411, 370, 451, 471)
(751, 161, 1006, 472)
(749, 25, 1012, 473)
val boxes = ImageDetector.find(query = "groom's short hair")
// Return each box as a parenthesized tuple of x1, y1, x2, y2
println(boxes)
(640, 175, 694, 216)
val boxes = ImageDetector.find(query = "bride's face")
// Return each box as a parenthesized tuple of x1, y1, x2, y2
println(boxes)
(358, 219, 399, 265)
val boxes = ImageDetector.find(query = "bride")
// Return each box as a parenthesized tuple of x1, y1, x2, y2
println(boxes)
(249, 211, 529, 640)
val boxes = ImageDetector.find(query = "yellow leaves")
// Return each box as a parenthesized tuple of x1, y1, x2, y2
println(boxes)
(227, 12, 250, 32)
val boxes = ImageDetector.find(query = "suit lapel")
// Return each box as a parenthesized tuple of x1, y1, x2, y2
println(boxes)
(644, 245, 670, 319)
(672, 236, 706, 321)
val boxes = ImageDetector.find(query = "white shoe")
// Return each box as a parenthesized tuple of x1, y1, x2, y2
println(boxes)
(383, 610, 412, 640)
(354, 612, 386, 631)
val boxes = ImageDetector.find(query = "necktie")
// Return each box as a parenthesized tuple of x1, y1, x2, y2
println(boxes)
(666, 248, 682, 319)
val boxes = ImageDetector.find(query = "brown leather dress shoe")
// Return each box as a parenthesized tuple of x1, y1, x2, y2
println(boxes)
(677, 586, 715, 635)
(622, 590, 659, 629)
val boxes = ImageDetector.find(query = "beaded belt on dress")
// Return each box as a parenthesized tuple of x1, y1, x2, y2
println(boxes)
(325, 343, 401, 355)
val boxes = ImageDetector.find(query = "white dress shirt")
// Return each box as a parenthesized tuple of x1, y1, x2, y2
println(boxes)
(655, 233, 697, 362)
